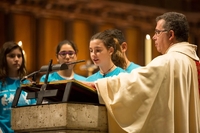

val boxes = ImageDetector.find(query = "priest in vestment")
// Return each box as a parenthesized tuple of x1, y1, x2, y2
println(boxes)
(86, 12, 200, 133)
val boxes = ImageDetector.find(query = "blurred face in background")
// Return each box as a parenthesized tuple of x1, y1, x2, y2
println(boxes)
(57, 44, 77, 70)
(6, 48, 22, 73)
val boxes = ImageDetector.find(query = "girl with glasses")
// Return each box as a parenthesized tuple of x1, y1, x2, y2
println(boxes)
(40, 40, 86, 82)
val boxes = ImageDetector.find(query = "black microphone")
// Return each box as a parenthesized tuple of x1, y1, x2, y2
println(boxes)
(65, 60, 85, 65)
(39, 60, 85, 72)
(20, 60, 85, 82)
(39, 64, 64, 72)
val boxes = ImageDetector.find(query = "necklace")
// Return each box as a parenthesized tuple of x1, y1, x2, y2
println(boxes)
(101, 64, 115, 77)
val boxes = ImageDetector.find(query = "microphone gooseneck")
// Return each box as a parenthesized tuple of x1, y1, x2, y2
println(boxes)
(20, 60, 86, 82)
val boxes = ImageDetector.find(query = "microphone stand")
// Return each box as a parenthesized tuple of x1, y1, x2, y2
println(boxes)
(21, 60, 86, 83)
(13, 59, 86, 106)
(35, 60, 86, 104)
(37, 59, 53, 104)
(20, 70, 40, 83)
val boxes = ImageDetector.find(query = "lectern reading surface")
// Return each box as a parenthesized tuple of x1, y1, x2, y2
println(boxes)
(12, 80, 99, 107)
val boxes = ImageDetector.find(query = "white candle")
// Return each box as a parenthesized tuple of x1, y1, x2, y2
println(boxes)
(145, 34, 152, 65)
(18, 41, 27, 64)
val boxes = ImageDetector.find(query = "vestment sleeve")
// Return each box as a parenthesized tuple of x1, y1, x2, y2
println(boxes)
(95, 56, 168, 132)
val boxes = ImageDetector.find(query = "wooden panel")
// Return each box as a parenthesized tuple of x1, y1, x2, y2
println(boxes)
(12, 13, 36, 73)
(37, 18, 64, 70)
(98, 24, 114, 32)
(72, 20, 91, 77)
(124, 27, 144, 66)
(0, 12, 6, 47)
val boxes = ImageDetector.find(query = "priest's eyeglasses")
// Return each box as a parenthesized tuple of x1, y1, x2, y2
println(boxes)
(154, 29, 168, 36)
(58, 51, 76, 58)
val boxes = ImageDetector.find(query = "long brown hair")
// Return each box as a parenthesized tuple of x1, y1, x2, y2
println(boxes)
(0, 41, 26, 85)
(91, 31, 127, 69)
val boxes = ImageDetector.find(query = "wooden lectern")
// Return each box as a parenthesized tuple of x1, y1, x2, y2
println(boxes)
(11, 80, 108, 133)
(12, 80, 99, 106)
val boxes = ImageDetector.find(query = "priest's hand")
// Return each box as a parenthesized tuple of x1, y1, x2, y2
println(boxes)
(82, 81, 96, 90)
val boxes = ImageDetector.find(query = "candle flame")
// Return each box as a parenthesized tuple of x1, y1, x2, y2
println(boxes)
(146, 34, 151, 40)
(18, 41, 23, 47)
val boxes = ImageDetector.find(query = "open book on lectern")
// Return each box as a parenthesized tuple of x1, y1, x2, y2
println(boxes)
(12, 80, 99, 107)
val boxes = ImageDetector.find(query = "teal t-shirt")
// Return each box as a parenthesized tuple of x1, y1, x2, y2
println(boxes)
(0, 77, 35, 133)
(86, 67, 126, 82)
(126, 62, 140, 73)
(40, 72, 86, 82)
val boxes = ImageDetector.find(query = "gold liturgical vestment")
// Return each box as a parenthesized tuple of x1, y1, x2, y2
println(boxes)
(95, 42, 200, 133)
